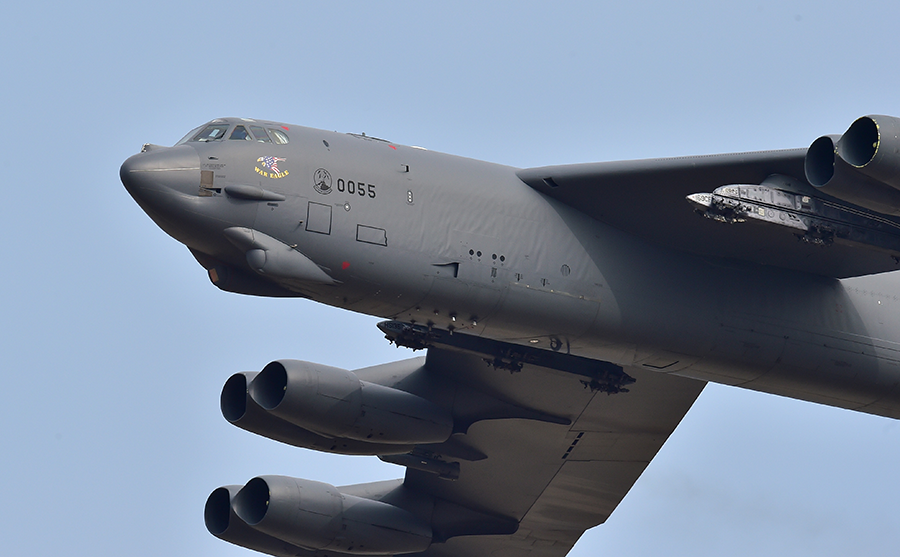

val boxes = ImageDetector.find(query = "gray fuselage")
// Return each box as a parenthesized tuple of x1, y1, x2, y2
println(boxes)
(121, 119, 900, 420)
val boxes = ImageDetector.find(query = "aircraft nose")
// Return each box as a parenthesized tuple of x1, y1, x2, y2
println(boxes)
(120, 144, 202, 204)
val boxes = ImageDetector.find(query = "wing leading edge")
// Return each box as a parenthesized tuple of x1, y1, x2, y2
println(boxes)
(518, 149, 900, 278)
(404, 348, 706, 557)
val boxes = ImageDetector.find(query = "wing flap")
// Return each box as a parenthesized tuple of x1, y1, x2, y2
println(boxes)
(527, 460, 645, 528)
(406, 350, 705, 557)
(518, 149, 900, 277)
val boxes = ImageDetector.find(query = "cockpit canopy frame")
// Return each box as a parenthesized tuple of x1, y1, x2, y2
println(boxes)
(175, 118, 290, 146)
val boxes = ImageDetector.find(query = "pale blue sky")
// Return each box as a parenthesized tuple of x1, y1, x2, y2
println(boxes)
(3, 2, 900, 556)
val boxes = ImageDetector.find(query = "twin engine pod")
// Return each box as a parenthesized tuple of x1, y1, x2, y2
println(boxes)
(220, 359, 454, 453)
(206, 476, 432, 556)
(805, 114, 900, 215)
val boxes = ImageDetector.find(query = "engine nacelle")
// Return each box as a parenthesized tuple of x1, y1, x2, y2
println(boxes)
(231, 475, 433, 555)
(249, 360, 454, 445)
(805, 116, 900, 215)
(220, 372, 415, 455)
(838, 115, 900, 187)
(205, 485, 312, 557)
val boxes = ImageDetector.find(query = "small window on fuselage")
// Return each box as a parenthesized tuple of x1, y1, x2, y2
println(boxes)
(269, 129, 290, 144)
(250, 126, 272, 142)
(229, 125, 251, 140)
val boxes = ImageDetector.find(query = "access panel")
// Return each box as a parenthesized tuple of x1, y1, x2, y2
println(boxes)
(306, 202, 332, 235)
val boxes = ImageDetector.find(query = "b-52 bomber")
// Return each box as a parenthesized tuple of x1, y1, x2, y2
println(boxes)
(122, 115, 900, 557)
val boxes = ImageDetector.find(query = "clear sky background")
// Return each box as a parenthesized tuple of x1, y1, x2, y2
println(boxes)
(3, 1, 900, 556)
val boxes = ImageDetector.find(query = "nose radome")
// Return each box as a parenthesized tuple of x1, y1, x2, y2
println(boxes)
(120, 144, 201, 201)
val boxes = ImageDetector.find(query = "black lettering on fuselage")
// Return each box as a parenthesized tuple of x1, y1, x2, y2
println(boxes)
(336, 178, 376, 198)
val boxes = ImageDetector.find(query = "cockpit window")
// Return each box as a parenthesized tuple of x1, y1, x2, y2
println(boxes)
(249, 126, 271, 143)
(192, 124, 229, 142)
(269, 128, 290, 144)
(175, 125, 203, 146)
(229, 125, 251, 140)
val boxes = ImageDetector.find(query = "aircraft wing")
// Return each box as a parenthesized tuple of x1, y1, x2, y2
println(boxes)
(403, 347, 706, 557)
(517, 149, 900, 278)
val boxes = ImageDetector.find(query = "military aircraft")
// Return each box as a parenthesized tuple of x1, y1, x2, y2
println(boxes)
(121, 115, 900, 557)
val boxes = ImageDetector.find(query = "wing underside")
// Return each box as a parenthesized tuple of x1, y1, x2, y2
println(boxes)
(405, 348, 706, 557)
(518, 149, 900, 278)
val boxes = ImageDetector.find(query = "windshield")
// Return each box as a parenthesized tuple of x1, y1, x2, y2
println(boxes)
(174, 125, 203, 145)
(250, 126, 271, 142)
(192, 124, 230, 142)
(229, 125, 251, 140)
(173, 121, 289, 145)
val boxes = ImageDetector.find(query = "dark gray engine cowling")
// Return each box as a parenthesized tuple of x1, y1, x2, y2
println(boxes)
(249, 360, 453, 444)
(220, 372, 416, 456)
(805, 116, 900, 215)
(838, 115, 900, 187)
(205, 485, 315, 557)
(232, 475, 433, 555)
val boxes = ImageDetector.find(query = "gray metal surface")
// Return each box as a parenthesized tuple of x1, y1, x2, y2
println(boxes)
(518, 150, 900, 277)
(403, 350, 705, 557)
(121, 116, 900, 556)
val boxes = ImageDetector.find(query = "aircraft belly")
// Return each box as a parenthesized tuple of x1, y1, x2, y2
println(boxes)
(679, 319, 785, 386)
(561, 219, 900, 417)
(740, 321, 900, 416)
(656, 286, 900, 417)
(420, 277, 503, 325)
(488, 283, 599, 342)
(342, 274, 435, 317)
(744, 336, 879, 408)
